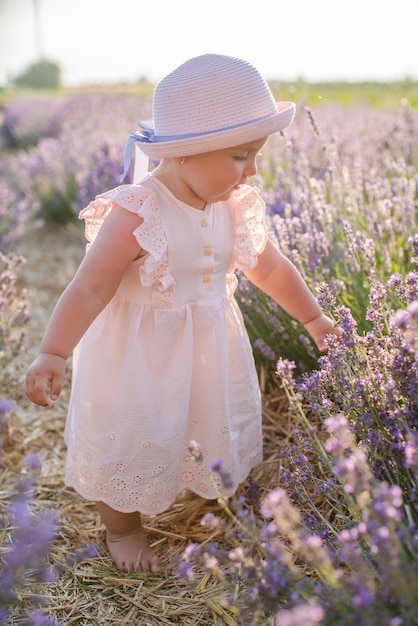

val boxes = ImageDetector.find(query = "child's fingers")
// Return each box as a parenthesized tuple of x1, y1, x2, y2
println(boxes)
(25, 373, 50, 407)
(49, 371, 64, 402)
(25, 371, 61, 407)
(25, 354, 66, 408)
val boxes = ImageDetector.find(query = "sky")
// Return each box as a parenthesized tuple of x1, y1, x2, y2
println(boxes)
(1, 0, 418, 87)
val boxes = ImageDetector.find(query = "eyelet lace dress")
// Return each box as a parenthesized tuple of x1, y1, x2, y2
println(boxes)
(64, 175, 268, 514)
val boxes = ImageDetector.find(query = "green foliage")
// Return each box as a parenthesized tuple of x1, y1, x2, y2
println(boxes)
(236, 278, 320, 375)
(271, 79, 418, 109)
(1, 79, 417, 109)
(13, 59, 61, 89)
(36, 173, 78, 224)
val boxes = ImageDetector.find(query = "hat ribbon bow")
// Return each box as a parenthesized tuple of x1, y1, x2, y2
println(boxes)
(121, 122, 155, 183)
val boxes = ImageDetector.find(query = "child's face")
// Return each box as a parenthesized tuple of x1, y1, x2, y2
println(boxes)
(179, 137, 267, 207)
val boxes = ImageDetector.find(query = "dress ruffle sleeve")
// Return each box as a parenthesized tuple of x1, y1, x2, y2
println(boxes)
(225, 185, 268, 297)
(78, 184, 174, 304)
(232, 185, 268, 271)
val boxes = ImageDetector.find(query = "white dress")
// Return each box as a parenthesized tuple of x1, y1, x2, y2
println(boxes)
(64, 175, 268, 515)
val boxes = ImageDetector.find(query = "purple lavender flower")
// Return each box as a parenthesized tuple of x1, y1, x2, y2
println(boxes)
(324, 414, 372, 503)
(409, 234, 418, 265)
(337, 305, 358, 347)
(391, 300, 418, 358)
(405, 431, 418, 471)
(209, 459, 234, 489)
(200, 512, 222, 531)
(253, 338, 276, 361)
(0, 458, 97, 623)
(23, 609, 59, 625)
(0, 398, 15, 427)
(261, 488, 301, 531)
(24, 453, 43, 472)
(62, 543, 98, 570)
(275, 359, 296, 389)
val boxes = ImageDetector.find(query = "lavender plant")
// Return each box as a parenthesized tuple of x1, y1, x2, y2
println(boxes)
(284, 248, 418, 525)
(1, 95, 65, 149)
(0, 453, 97, 625)
(236, 102, 418, 373)
(2, 93, 152, 225)
(176, 421, 418, 625)
(0, 181, 30, 252)
(0, 454, 60, 625)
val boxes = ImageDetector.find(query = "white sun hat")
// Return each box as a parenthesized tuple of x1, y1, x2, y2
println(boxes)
(121, 54, 295, 180)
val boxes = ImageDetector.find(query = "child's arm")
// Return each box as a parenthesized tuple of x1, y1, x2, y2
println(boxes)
(25, 206, 143, 408)
(244, 239, 337, 351)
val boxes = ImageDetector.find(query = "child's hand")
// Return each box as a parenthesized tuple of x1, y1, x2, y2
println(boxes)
(24, 353, 66, 408)
(304, 314, 340, 352)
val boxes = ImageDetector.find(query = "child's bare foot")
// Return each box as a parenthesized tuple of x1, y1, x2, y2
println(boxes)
(106, 527, 161, 573)
(96, 502, 161, 574)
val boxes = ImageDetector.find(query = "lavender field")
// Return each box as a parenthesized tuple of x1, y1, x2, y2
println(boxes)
(1, 88, 418, 625)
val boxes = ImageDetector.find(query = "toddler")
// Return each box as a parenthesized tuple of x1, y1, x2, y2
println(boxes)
(25, 54, 338, 574)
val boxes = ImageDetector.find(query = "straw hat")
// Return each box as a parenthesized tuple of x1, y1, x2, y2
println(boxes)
(129, 54, 295, 160)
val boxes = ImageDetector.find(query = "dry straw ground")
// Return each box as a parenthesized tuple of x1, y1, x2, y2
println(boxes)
(2, 224, 296, 625)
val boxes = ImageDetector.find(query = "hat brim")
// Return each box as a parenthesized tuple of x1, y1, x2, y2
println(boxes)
(137, 101, 295, 159)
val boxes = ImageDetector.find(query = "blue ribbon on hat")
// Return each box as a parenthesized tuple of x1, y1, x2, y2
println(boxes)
(120, 121, 155, 183)
(120, 110, 288, 183)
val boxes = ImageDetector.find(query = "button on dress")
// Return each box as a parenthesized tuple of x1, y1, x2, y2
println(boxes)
(64, 175, 268, 514)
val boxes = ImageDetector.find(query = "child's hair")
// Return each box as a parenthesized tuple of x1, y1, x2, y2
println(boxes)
(122, 54, 296, 176)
